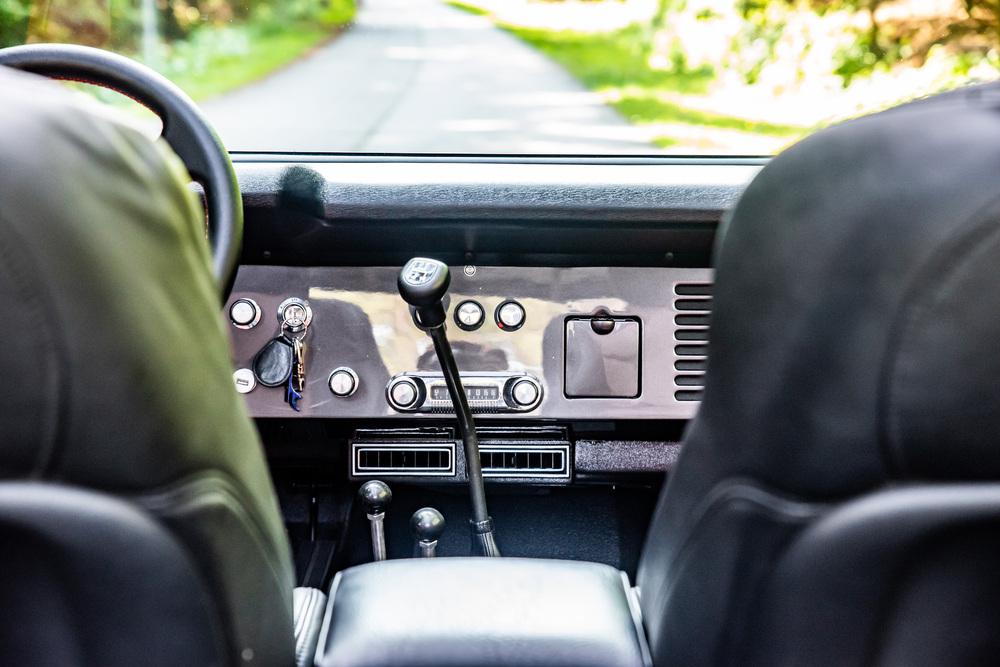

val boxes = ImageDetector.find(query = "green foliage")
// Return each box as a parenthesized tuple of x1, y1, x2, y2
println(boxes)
(615, 94, 804, 135)
(502, 23, 713, 94)
(446, 0, 806, 142)
(320, 0, 358, 26)
(832, 31, 890, 84)
(160, 0, 356, 99)
(0, 0, 32, 48)
(446, 0, 490, 16)
(0, 0, 356, 99)
(754, 0, 998, 81)
(730, 0, 787, 84)
(164, 22, 331, 100)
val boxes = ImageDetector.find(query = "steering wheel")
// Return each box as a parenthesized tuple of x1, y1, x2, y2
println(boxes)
(0, 43, 242, 301)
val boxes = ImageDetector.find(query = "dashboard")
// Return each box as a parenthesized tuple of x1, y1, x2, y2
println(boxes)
(225, 158, 751, 482)
(227, 265, 713, 421)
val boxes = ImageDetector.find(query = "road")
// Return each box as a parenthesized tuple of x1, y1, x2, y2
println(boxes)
(201, 0, 652, 154)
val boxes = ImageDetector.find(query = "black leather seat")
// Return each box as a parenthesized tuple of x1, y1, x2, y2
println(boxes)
(0, 67, 322, 666)
(636, 81, 1000, 665)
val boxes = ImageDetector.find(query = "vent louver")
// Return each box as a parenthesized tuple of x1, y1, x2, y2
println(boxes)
(353, 444, 455, 476)
(480, 445, 570, 479)
(673, 282, 713, 402)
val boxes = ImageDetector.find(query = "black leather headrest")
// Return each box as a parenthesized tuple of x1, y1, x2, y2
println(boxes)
(692, 82, 1000, 498)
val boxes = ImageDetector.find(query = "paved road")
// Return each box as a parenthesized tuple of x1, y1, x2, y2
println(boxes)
(202, 0, 651, 153)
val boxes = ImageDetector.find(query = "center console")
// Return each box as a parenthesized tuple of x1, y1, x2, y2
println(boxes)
(315, 558, 650, 667)
(252, 262, 666, 667)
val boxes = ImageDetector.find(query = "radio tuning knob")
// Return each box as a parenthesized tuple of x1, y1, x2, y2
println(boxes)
(388, 377, 422, 411)
(509, 378, 541, 408)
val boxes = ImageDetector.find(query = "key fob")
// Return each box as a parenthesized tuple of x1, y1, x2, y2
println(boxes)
(253, 337, 294, 387)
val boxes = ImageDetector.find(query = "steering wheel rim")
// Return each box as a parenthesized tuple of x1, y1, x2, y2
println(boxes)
(0, 43, 242, 301)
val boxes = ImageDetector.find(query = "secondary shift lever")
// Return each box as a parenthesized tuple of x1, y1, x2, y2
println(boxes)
(398, 257, 500, 557)
(358, 480, 391, 561)
(411, 507, 445, 558)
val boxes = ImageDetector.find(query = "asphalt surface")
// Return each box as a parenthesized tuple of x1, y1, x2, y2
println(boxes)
(201, 0, 651, 153)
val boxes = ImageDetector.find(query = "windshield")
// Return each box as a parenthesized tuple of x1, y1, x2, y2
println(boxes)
(2, 0, 995, 155)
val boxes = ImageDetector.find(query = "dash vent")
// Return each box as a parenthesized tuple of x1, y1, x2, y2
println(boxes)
(480, 445, 570, 479)
(353, 443, 455, 476)
(673, 282, 713, 402)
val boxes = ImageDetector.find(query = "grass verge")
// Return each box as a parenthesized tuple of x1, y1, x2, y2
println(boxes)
(159, 2, 357, 101)
(446, 1, 808, 148)
(163, 25, 332, 101)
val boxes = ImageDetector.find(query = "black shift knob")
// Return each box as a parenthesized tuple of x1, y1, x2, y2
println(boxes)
(399, 258, 450, 328)
(358, 480, 392, 515)
(411, 507, 446, 543)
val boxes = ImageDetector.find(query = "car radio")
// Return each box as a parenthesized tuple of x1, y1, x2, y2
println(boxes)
(385, 372, 543, 413)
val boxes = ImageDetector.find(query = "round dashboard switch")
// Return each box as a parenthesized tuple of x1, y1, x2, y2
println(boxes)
(229, 298, 261, 329)
(233, 368, 256, 394)
(495, 301, 525, 331)
(328, 367, 359, 397)
(455, 300, 485, 331)
(389, 378, 420, 410)
(511, 379, 540, 407)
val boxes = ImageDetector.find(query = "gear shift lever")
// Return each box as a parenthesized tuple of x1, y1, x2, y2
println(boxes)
(398, 258, 500, 557)
(358, 480, 391, 561)
(411, 507, 445, 558)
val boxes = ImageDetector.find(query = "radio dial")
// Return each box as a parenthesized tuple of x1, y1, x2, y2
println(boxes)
(388, 377, 423, 411)
(510, 379, 540, 408)
(386, 373, 540, 413)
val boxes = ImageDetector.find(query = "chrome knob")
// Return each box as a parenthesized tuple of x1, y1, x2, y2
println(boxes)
(411, 507, 445, 558)
(359, 481, 392, 562)
(328, 367, 359, 397)
(455, 300, 485, 331)
(507, 377, 542, 410)
(511, 379, 540, 407)
(496, 301, 525, 331)
(387, 377, 422, 411)
(229, 298, 261, 329)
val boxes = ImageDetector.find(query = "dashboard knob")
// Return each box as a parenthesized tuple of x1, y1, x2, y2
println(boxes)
(496, 300, 525, 331)
(510, 378, 541, 408)
(388, 377, 422, 411)
(229, 298, 261, 329)
(232, 368, 256, 394)
(328, 367, 359, 397)
(455, 300, 485, 331)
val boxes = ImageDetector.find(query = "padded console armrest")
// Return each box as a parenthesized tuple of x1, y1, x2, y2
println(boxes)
(315, 558, 650, 667)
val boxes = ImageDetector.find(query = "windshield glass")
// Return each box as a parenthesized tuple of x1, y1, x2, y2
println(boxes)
(2, 0, 995, 155)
